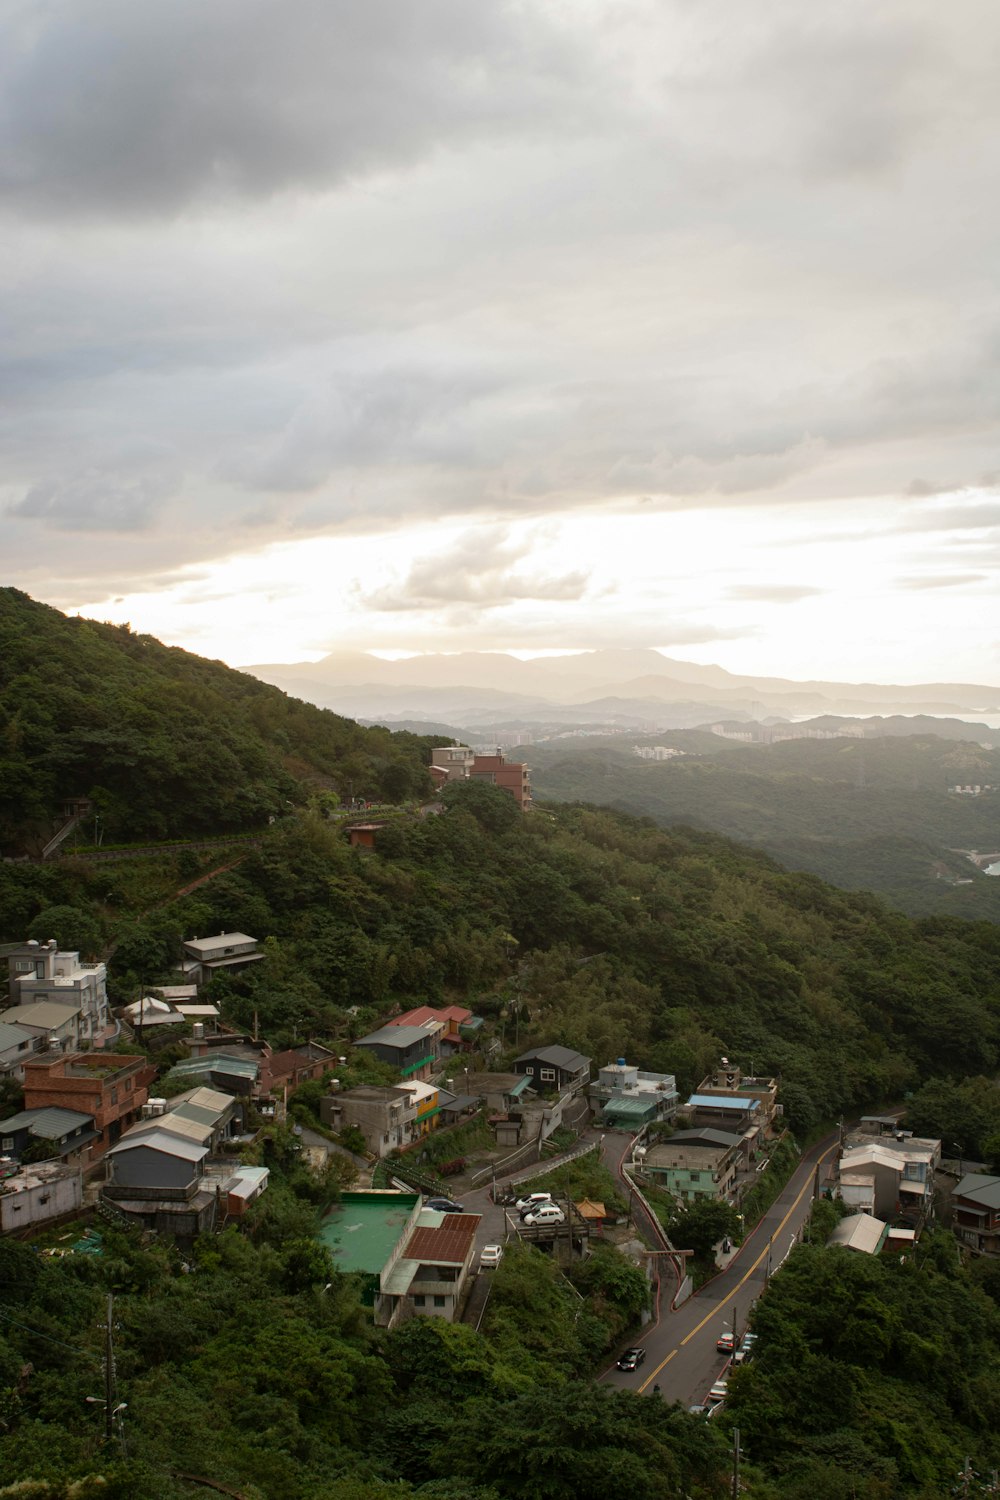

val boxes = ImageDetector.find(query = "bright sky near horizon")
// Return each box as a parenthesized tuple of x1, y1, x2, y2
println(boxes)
(2, 2, 999, 684)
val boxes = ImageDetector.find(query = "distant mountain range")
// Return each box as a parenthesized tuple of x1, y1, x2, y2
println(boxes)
(247, 648, 1000, 730)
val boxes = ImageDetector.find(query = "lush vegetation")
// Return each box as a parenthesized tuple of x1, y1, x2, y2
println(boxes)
(0, 589, 435, 851)
(0, 1174, 728, 1500)
(528, 731, 1000, 919)
(7, 608, 1000, 1496)
(727, 1230, 1000, 1497)
(6, 783, 1000, 1121)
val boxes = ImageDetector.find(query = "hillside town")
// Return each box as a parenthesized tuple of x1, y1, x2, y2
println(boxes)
(1, 920, 984, 1385)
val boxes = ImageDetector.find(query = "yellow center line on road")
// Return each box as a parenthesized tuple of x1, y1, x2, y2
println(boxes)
(636, 1140, 838, 1394)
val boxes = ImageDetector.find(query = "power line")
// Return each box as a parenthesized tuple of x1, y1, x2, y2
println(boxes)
(0, 1304, 100, 1361)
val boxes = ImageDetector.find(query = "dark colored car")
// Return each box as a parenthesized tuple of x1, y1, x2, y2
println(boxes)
(424, 1198, 463, 1213)
(617, 1347, 646, 1371)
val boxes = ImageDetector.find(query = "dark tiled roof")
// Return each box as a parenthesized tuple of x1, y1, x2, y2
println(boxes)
(515, 1044, 589, 1072)
(404, 1214, 479, 1265)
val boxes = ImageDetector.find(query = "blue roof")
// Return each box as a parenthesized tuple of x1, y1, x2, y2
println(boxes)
(687, 1093, 759, 1111)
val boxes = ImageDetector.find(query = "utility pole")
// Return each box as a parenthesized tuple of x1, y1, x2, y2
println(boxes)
(731, 1427, 741, 1499)
(104, 1293, 115, 1443)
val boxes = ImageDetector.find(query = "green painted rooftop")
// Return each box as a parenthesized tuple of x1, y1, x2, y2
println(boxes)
(316, 1191, 419, 1273)
(603, 1095, 658, 1118)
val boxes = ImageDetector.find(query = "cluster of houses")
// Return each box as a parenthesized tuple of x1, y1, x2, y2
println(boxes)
(327, 1020, 592, 1158)
(5, 928, 1000, 1282)
(0, 933, 340, 1236)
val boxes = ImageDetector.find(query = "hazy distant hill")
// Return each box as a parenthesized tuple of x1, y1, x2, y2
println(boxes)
(248, 647, 1000, 728)
(528, 731, 1000, 919)
(0, 590, 434, 853)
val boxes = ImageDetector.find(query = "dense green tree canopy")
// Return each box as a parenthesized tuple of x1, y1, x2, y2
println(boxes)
(0, 589, 435, 849)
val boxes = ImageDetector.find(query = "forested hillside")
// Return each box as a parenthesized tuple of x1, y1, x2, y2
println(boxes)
(6, 788, 1000, 1495)
(8, 782, 1000, 1133)
(529, 734, 1000, 918)
(0, 590, 434, 851)
(6, 639, 1000, 1495)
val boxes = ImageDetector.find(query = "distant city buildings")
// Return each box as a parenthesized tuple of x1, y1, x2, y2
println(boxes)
(632, 746, 685, 761)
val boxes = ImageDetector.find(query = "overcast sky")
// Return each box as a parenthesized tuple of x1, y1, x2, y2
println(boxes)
(2, 0, 999, 683)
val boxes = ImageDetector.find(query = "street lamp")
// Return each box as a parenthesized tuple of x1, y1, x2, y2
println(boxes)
(85, 1397, 127, 1444)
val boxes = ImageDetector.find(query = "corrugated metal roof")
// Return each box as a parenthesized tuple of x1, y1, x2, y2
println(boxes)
(228, 1166, 269, 1200)
(356, 1024, 434, 1048)
(687, 1094, 758, 1111)
(131, 1114, 211, 1145)
(403, 1213, 480, 1266)
(0, 1001, 81, 1028)
(0, 1022, 36, 1051)
(515, 1044, 589, 1072)
(184, 933, 257, 953)
(178, 1086, 234, 1112)
(383, 1259, 419, 1294)
(954, 1172, 1000, 1209)
(664, 1127, 743, 1147)
(0, 1106, 94, 1137)
(108, 1131, 207, 1162)
(829, 1213, 887, 1254)
(841, 1144, 905, 1172)
(602, 1095, 656, 1118)
(169, 1054, 258, 1080)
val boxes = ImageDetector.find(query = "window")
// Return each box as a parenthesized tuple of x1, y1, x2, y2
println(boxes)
(433, 1295, 446, 1308)
(2, 1137, 13, 1151)
(540, 1068, 556, 1083)
(524, 1065, 534, 1075)
(413, 1295, 425, 1307)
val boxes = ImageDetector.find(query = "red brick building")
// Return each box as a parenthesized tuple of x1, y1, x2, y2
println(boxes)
(470, 752, 532, 810)
(22, 1053, 154, 1160)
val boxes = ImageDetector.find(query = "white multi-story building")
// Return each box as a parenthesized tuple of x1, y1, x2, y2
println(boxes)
(6, 939, 109, 1043)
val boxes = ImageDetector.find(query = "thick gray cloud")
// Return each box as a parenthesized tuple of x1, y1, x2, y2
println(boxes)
(10, 442, 182, 532)
(0, 1, 598, 216)
(1, 0, 998, 661)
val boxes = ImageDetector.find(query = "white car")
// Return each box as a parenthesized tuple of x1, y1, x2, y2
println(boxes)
(516, 1192, 553, 1214)
(480, 1243, 504, 1269)
(522, 1203, 565, 1226)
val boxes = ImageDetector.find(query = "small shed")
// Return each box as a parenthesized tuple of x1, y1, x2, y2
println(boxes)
(576, 1198, 609, 1226)
(828, 1213, 889, 1255)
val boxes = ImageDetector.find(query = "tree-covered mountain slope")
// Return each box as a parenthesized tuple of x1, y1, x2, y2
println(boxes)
(11, 784, 999, 1136)
(0, 589, 435, 851)
(528, 734, 1000, 918)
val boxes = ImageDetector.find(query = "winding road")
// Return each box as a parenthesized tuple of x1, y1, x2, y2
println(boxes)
(454, 1127, 839, 1405)
(602, 1131, 840, 1405)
